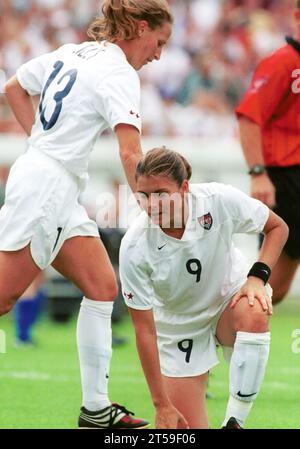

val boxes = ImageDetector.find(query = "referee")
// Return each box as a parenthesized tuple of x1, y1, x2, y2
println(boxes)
(236, 0, 300, 305)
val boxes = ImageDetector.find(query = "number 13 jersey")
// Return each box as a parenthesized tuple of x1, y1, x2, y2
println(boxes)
(16, 41, 141, 179)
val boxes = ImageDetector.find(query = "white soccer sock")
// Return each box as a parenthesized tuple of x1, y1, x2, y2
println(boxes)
(222, 331, 271, 427)
(77, 297, 113, 412)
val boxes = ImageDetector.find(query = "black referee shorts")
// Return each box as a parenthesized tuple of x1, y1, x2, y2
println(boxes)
(260, 165, 300, 259)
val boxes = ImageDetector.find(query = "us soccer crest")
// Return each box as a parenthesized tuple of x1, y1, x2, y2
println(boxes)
(198, 213, 213, 230)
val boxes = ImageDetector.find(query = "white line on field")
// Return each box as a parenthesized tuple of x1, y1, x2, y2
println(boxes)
(0, 371, 74, 382)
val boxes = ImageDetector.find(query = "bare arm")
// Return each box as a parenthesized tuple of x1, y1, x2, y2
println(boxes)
(4, 75, 35, 136)
(231, 209, 289, 312)
(238, 116, 276, 208)
(238, 116, 264, 167)
(258, 210, 289, 270)
(129, 308, 189, 429)
(115, 124, 143, 192)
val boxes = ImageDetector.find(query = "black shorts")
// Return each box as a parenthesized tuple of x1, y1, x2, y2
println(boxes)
(260, 165, 300, 259)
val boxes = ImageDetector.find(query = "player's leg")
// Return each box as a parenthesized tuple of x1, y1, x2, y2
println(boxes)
(163, 373, 209, 429)
(216, 296, 270, 428)
(0, 245, 41, 316)
(53, 235, 115, 412)
(268, 251, 299, 304)
(263, 167, 300, 304)
(52, 235, 149, 429)
(52, 235, 118, 301)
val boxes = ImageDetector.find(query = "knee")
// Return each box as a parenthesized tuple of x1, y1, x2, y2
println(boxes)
(87, 280, 119, 302)
(102, 281, 119, 301)
(269, 268, 294, 305)
(271, 287, 289, 305)
(233, 306, 269, 333)
(272, 294, 285, 305)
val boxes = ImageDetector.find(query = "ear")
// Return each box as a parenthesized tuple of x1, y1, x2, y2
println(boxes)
(181, 180, 189, 193)
(137, 20, 149, 37)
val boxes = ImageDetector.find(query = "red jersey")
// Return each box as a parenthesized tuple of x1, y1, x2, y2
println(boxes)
(236, 37, 300, 167)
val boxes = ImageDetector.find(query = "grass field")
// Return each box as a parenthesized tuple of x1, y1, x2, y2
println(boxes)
(0, 297, 300, 429)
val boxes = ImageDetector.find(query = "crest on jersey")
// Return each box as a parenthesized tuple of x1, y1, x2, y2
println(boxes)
(198, 213, 213, 230)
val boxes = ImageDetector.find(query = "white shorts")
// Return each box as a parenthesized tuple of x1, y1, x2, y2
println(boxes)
(0, 147, 99, 269)
(154, 283, 273, 378)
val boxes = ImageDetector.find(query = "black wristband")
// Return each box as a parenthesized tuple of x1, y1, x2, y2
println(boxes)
(247, 262, 271, 285)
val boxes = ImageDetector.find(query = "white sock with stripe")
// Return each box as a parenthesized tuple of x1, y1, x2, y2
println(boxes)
(222, 331, 271, 427)
(77, 297, 113, 411)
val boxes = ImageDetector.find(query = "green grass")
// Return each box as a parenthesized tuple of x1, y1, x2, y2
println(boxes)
(0, 297, 300, 429)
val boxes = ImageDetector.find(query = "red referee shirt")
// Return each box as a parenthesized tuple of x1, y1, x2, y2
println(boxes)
(236, 37, 300, 167)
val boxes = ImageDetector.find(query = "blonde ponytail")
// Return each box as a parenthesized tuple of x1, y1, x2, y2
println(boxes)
(87, 0, 173, 42)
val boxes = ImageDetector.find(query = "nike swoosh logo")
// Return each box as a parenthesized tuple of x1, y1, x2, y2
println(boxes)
(237, 391, 257, 398)
(52, 227, 63, 252)
(158, 244, 166, 250)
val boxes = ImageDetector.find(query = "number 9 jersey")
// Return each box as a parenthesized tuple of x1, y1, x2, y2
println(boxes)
(119, 183, 269, 376)
(16, 41, 142, 180)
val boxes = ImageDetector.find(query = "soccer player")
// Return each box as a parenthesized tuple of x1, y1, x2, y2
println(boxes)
(236, 0, 300, 304)
(1, 0, 172, 429)
(14, 273, 46, 346)
(119, 147, 289, 429)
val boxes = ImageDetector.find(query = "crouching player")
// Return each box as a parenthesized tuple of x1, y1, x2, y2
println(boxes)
(119, 147, 289, 429)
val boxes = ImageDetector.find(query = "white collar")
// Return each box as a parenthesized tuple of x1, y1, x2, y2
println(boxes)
(98, 40, 128, 62)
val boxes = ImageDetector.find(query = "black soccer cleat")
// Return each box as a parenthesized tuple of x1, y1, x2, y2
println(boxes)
(222, 417, 243, 429)
(78, 403, 150, 429)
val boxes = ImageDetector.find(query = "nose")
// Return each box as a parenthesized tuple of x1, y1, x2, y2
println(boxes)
(154, 48, 162, 61)
(137, 196, 148, 211)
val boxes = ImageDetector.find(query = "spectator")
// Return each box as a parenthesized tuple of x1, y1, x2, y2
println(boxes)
(1, 0, 297, 138)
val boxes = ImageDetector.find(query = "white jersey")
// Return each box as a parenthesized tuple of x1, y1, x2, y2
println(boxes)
(120, 183, 269, 319)
(16, 41, 141, 179)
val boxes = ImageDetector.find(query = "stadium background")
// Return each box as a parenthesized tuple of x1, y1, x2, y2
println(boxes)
(0, 0, 300, 429)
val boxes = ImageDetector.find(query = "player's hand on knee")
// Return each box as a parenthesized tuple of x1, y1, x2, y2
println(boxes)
(230, 278, 273, 315)
(155, 404, 189, 429)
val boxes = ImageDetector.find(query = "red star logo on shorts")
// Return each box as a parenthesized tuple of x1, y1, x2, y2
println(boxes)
(124, 291, 134, 301)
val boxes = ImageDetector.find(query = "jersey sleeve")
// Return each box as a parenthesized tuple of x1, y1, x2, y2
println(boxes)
(93, 67, 141, 133)
(16, 52, 53, 96)
(235, 55, 291, 127)
(221, 184, 269, 234)
(119, 241, 154, 310)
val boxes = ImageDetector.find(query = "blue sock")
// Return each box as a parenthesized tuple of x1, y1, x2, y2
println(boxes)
(15, 289, 45, 342)
(31, 289, 46, 324)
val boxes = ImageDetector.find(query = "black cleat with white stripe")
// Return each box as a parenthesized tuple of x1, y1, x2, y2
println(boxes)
(78, 403, 150, 429)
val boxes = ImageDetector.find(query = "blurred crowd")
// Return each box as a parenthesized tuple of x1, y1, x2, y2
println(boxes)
(0, 0, 297, 137)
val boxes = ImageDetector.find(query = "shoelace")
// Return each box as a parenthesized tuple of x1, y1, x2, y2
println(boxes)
(109, 403, 135, 426)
